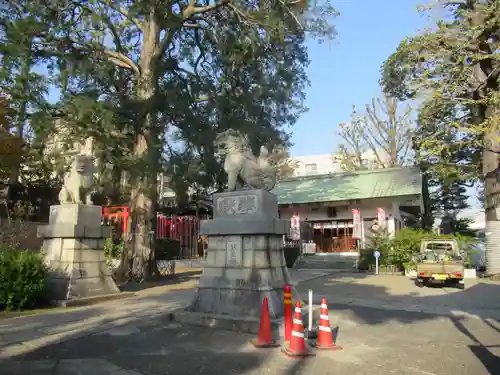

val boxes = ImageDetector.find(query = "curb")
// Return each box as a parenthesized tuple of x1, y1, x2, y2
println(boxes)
(171, 307, 312, 337)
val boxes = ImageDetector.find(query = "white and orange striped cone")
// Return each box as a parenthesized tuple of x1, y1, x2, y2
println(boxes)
(316, 298, 343, 350)
(282, 301, 315, 358)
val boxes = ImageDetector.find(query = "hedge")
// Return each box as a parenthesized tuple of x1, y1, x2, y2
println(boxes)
(358, 228, 477, 271)
(0, 248, 48, 311)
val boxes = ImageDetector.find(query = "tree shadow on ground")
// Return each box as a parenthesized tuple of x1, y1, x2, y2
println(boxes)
(1, 311, 318, 375)
(0, 288, 194, 361)
(298, 272, 500, 375)
(0, 270, 359, 375)
(118, 270, 201, 293)
(5, 270, 500, 374)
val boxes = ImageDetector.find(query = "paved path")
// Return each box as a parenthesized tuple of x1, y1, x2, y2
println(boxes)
(1, 271, 499, 375)
(1, 304, 499, 375)
(0, 269, 329, 359)
(296, 273, 500, 320)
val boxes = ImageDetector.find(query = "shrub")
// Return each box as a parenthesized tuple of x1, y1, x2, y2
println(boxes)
(359, 228, 476, 270)
(389, 228, 430, 267)
(0, 248, 48, 311)
(359, 228, 393, 269)
(402, 261, 417, 271)
(104, 237, 124, 266)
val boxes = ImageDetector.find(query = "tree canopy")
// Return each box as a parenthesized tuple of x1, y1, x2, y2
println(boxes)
(0, 0, 337, 278)
(381, 0, 499, 272)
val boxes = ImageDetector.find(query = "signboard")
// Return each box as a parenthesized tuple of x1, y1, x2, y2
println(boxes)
(374, 249, 380, 275)
(377, 207, 386, 227)
(226, 236, 243, 267)
(352, 208, 362, 239)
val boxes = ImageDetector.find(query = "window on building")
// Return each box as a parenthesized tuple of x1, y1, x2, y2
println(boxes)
(332, 160, 340, 172)
(305, 163, 318, 175)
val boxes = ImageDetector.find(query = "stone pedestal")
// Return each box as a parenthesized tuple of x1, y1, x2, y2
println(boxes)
(38, 204, 120, 301)
(188, 190, 294, 320)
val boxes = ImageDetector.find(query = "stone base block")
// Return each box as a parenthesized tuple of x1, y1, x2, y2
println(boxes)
(45, 247, 120, 300)
(173, 306, 311, 336)
(189, 232, 304, 319)
(38, 224, 110, 239)
(45, 265, 120, 300)
(189, 189, 305, 326)
(201, 190, 290, 236)
(49, 204, 102, 226)
(40, 207, 119, 301)
(213, 189, 278, 218)
(200, 217, 289, 236)
(188, 287, 284, 318)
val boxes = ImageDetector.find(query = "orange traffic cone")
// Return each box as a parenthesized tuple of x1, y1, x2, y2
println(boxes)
(282, 301, 314, 358)
(316, 298, 343, 350)
(250, 297, 280, 348)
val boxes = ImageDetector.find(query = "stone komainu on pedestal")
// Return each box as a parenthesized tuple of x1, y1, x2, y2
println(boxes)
(58, 153, 96, 205)
(38, 204, 119, 301)
(188, 189, 292, 319)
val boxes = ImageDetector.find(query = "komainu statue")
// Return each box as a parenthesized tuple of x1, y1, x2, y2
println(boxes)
(215, 129, 277, 191)
(58, 154, 96, 205)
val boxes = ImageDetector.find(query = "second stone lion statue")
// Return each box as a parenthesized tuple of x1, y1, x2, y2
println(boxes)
(58, 154, 96, 205)
(215, 129, 277, 191)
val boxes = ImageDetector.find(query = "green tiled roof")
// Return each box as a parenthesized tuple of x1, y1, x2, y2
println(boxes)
(272, 167, 422, 205)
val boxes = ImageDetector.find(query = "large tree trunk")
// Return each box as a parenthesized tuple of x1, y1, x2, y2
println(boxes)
(468, 1, 500, 276)
(127, 15, 161, 281)
(483, 120, 500, 276)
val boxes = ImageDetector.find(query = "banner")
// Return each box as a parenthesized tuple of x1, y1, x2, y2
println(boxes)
(377, 207, 386, 227)
(290, 214, 301, 241)
(352, 208, 362, 239)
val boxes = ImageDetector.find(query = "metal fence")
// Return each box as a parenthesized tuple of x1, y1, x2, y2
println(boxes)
(156, 214, 201, 259)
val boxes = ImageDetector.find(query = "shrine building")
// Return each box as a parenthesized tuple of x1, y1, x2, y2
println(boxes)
(271, 166, 426, 254)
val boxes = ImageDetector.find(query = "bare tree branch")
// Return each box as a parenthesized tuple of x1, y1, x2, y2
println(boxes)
(336, 95, 414, 170)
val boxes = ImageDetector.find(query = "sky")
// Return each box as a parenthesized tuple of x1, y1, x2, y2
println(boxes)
(289, 0, 426, 156)
(289, 0, 482, 222)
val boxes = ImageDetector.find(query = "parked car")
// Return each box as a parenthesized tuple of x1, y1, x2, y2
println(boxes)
(415, 239, 465, 289)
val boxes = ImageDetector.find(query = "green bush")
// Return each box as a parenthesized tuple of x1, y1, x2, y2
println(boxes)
(359, 228, 393, 269)
(359, 228, 476, 271)
(402, 261, 417, 271)
(0, 248, 48, 311)
(104, 237, 124, 266)
(389, 228, 429, 267)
